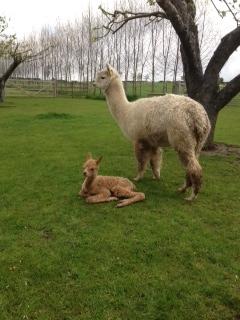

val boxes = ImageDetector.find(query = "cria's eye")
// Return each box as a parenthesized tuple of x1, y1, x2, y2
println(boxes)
(90, 168, 94, 171)
(101, 76, 105, 79)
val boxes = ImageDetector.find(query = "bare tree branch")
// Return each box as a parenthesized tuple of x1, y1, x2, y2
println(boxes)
(1, 43, 54, 84)
(216, 74, 240, 111)
(203, 25, 240, 92)
(210, 0, 240, 26)
(94, 5, 167, 39)
(222, 0, 240, 25)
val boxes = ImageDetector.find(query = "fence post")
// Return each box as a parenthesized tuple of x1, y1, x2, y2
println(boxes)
(53, 80, 57, 97)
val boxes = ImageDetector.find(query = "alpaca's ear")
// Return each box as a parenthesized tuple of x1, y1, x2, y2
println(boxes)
(96, 156, 103, 165)
(106, 64, 113, 76)
(85, 152, 92, 161)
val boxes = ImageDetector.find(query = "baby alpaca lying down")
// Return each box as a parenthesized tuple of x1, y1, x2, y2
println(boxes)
(79, 154, 145, 208)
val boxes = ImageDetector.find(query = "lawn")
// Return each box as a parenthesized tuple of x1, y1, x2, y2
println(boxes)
(0, 97, 239, 320)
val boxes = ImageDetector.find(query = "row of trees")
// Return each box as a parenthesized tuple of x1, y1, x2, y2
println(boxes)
(0, 0, 217, 97)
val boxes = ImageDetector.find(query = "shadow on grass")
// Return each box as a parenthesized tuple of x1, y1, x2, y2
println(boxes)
(0, 103, 16, 108)
(35, 112, 75, 120)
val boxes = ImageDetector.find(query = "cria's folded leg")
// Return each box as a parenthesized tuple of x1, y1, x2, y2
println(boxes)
(111, 186, 145, 208)
(178, 151, 202, 201)
(134, 140, 151, 181)
(86, 189, 118, 204)
(150, 147, 163, 180)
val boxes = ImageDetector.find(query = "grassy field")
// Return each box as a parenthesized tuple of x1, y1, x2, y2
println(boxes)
(0, 97, 239, 320)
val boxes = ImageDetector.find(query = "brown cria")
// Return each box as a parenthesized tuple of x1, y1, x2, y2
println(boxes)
(79, 154, 145, 208)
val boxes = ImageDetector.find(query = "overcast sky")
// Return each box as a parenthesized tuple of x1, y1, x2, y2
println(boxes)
(2, 0, 240, 81)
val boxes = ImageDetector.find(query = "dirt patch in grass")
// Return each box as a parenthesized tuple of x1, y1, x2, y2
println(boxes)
(203, 143, 240, 159)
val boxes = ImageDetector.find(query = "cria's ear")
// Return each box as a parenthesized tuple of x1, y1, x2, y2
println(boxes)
(85, 152, 92, 161)
(106, 64, 113, 76)
(96, 156, 103, 165)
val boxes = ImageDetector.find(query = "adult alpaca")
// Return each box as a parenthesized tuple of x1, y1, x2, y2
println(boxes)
(95, 64, 211, 201)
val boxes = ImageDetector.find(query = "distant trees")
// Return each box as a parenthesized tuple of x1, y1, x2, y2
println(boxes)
(0, 17, 51, 102)
(0, 0, 222, 111)
(0, 1, 190, 94)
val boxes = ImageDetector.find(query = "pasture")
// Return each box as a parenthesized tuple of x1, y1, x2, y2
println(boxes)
(0, 97, 240, 319)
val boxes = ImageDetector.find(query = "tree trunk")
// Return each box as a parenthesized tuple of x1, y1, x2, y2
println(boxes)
(203, 105, 218, 150)
(0, 79, 5, 103)
(0, 57, 23, 103)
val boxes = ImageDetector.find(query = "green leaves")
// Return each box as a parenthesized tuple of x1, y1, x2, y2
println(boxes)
(0, 16, 16, 58)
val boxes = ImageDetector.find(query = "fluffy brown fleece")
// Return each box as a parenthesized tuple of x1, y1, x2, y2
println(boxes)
(79, 154, 145, 208)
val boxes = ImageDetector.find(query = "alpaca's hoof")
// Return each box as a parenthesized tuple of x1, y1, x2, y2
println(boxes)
(184, 194, 197, 201)
(153, 175, 160, 180)
(133, 176, 142, 182)
(178, 186, 187, 193)
(133, 173, 143, 181)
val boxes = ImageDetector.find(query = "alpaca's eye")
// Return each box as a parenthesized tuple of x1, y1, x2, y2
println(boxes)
(90, 168, 94, 171)
(101, 76, 105, 79)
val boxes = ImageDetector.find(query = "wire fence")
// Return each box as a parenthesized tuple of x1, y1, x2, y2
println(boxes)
(5, 78, 187, 99)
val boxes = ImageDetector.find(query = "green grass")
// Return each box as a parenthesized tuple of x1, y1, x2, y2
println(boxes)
(215, 102, 240, 145)
(0, 97, 240, 320)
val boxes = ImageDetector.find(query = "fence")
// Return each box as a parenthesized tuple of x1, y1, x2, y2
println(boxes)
(5, 79, 187, 99)
(6, 79, 90, 98)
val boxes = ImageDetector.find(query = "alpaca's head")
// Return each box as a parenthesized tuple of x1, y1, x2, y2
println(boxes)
(94, 64, 118, 90)
(83, 153, 102, 179)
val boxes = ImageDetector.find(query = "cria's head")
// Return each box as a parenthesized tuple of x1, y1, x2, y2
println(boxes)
(83, 153, 102, 178)
(94, 64, 117, 90)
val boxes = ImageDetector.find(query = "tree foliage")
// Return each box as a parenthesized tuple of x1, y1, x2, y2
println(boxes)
(0, 16, 52, 102)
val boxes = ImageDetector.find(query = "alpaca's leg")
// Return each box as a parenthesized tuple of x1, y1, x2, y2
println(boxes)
(177, 173, 192, 193)
(178, 151, 202, 201)
(150, 147, 163, 180)
(111, 186, 145, 208)
(134, 140, 151, 181)
(86, 189, 118, 204)
(178, 152, 192, 193)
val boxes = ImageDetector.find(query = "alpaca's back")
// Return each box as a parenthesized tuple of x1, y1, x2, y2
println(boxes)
(127, 94, 210, 152)
(96, 176, 135, 190)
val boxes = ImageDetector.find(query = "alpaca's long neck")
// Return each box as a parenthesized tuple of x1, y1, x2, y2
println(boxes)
(105, 77, 129, 125)
(83, 176, 95, 191)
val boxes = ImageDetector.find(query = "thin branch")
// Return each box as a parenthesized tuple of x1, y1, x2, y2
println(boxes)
(216, 74, 240, 111)
(222, 0, 240, 26)
(210, 0, 240, 26)
(94, 5, 167, 39)
(203, 25, 240, 87)
(210, 0, 224, 19)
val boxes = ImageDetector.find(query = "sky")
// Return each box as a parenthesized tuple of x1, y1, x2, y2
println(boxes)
(2, 0, 240, 81)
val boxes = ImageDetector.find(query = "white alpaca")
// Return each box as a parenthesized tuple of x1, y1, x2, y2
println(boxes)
(95, 64, 211, 201)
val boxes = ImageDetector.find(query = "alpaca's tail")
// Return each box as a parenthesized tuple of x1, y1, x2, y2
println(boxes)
(192, 110, 211, 156)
